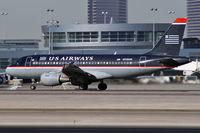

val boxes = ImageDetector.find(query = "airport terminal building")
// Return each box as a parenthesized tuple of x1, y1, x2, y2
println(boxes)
(0, 39, 46, 72)
(41, 23, 170, 50)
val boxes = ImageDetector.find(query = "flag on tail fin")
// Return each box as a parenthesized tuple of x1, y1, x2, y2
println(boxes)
(146, 18, 187, 56)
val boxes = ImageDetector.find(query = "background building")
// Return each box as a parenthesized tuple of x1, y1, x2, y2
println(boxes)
(0, 39, 45, 72)
(88, 0, 127, 24)
(187, 0, 200, 38)
(41, 23, 170, 50)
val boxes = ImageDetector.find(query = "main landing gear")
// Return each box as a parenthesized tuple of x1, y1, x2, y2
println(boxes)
(80, 84, 88, 90)
(79, 81, 107, 91)
(98, 82, 107, 91)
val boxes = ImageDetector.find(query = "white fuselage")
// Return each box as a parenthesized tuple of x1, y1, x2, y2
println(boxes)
(6, 66, 167, 79)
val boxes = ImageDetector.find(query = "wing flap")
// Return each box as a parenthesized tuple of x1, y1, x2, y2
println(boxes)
(86, 71, 112, 79)
(62, 63, 112, 80)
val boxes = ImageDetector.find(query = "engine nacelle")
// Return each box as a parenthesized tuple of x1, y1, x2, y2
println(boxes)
(40, 73, 69, 86)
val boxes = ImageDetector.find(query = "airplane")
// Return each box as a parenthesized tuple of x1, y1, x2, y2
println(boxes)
(6, 18, 190, 90)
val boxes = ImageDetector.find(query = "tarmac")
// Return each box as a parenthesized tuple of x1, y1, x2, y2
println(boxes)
(0, 83, 200, 127)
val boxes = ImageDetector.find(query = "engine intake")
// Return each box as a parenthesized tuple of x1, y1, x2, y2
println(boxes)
(41, 73, 69, 86)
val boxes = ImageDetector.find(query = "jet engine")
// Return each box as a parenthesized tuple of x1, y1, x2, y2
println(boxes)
(40, 73, 69, 86)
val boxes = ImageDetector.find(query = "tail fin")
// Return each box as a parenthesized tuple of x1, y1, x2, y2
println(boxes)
(146, 18, 187, 56)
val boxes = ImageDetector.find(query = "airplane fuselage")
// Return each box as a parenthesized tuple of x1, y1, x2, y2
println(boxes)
(6, 54, 189, 79)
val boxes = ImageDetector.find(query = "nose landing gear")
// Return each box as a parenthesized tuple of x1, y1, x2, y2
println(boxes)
(30, 84, 36, 90)
(30, 79, 37, 90)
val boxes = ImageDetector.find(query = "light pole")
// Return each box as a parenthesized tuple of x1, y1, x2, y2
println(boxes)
(102, 11, 108, 24)
(46, 19, 59, 55)
(0, 12, 8, 16)
(168, 10, 175, 21)
(150, 8, 158, 48)
(168, 11, 175, 15)
(0, 12, 8, 40)
(46, 9, 54, 55)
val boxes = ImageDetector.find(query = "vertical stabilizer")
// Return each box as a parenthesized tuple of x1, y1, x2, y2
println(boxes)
(146, 18, 187, 56)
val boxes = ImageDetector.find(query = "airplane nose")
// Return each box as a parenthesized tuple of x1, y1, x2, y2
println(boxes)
(5, 67, 9, 74)
(5, 66, 11, 75)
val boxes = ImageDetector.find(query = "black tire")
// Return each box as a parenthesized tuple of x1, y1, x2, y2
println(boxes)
(30, 84, 36, 90)
(98, 83, 107, 91)
(80, 84, 88, 90)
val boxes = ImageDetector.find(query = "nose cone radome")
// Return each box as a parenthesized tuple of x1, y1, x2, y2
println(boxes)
(5, 66, 11, 75)
(5, 65, 15, 76)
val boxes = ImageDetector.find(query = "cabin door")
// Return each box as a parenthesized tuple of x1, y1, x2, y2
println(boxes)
(25, 57, 32, 66)
(139, 56, 146, 67)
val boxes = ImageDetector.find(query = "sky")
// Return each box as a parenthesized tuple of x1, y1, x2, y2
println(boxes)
(0, 0, 186, 39)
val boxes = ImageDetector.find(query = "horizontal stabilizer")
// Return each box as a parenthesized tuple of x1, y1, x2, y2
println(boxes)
(160, 58, 179, 67)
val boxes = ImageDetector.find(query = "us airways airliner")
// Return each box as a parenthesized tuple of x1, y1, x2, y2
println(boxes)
(6, 18, 189, 90)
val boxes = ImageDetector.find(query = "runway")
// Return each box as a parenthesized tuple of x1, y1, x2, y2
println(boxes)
(1, 109, 200, 127)
(0, 83, 200, 128)
(1, 127, 200, 133)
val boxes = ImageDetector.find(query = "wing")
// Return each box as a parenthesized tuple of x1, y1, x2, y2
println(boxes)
(84, 71, 112, 79)
(62, 62, 112, 81)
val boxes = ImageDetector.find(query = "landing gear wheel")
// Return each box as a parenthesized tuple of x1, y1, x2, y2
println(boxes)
(98, 83, 107, 91)
(80, 84, 88, 90)
(30, 84, 36, 90)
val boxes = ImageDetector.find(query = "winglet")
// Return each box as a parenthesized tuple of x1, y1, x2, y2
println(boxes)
(173, 18, 187, 25)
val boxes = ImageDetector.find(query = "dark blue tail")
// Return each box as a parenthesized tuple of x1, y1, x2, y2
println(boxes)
(146, 18, 187, 56)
